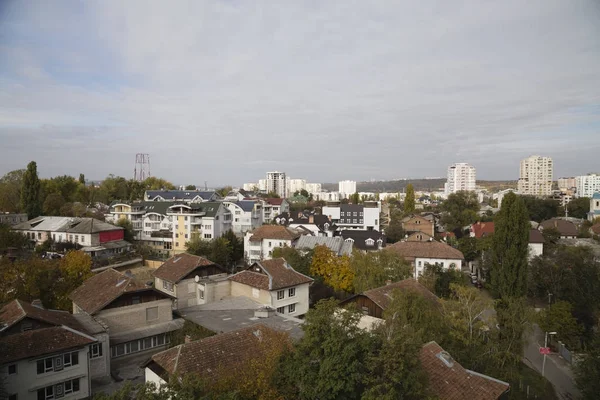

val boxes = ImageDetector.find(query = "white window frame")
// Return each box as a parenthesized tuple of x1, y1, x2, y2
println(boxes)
(288, 304, 296, 313)
(90, 343, 103, 359)
(277, 290, 284, 300)
(288, 287, 296, 297)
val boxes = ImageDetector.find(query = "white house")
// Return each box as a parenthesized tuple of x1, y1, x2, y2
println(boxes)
(243, 225, 306, 264)
(144, 190, 221, 203)
(228, 258, 313, 316)
(223, 200, 263, 235)
(386, 240, 464, 277)
(322, 202, 381, 231)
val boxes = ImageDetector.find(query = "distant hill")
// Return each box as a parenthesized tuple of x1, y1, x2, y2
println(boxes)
(321, 179, 517, 193)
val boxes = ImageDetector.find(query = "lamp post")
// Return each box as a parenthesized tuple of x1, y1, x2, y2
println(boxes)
(542, 331, 557, 377)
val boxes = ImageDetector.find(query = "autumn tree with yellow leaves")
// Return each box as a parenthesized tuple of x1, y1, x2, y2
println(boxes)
(309, 245, 354, 292)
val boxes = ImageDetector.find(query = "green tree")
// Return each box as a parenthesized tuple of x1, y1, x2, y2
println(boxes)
(576, 333, 600, 400)
(143, 176, 176, 190)
(440, 191, 480, 234)
(272, 246, 313, 276)
(566, 197, 590, 219)
(115, 218, 135, 242)
(350, 251, 412, 293)
(21, 161, 42, 218)
(186, 235, 213, 257)
(78, 173, 85, 185)
(222, 230, 243, 266)
(216, 186, 233, 197)
(300, 189, 309, 198)
(404, 184, 415, 214)
(349, 192, 360, 204)
(419, 263, 468, 299)
(0, 169, 25, 213)
(489, 192, 530, 299)
(0, 223, 29, 251)
(384, 220, 405, 243)
(185, 184, 197, 190)
(539, 301, 583, 350)
(520, 195, 559, 222)
(43, 193, 66, 216)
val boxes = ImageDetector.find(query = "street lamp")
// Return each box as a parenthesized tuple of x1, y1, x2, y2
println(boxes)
(542, 331, 557, 377)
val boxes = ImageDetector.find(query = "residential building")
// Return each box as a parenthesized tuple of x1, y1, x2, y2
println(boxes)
(295, 236, 353, 256)
(445, 163, 476, 195)
(337, 230, 386, 252)
(0, 300, 109, 400)
(575, 174, 600, 198)
(340, 279, 440, 319)
(529, 229, 544, 258)
(589, 192, 600, 222)
(517, 155, 553, 196)
(338, 180, 357, 198)
(167, 202, 232, 254)
(539, 218, 578, 239)
(243, 225, 305, 263)
(494, 188, 516, 208)
(257, 198, 289, 223)
(274, 211, 337, 237)
(402, 215, 435, 237)
(305, 183, 322, 194)
(420, 341, 510, 399)
(266, 171, 287, 198)
(558, 177, 576, 191)
(470, 221, 495, 239)
(144, 325, 290, 391)
(223, 200, 263, 235)
(144, 190, 221, 202)
(322, 202, 381, 231)
(406, 231, 435, 242)
(387, 240, 464, 277)
(312, 191, 341, 202)
(0, 213, 28, 226)
(287, 178, 306, 194)
(153, 253, 228, 309)
(70, 269, 184, 366)
(242, 182, 260, 192)
(229, 258, 313, 316)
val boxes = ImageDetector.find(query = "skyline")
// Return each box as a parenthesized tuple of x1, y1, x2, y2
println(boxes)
(1, 1, 600, 184)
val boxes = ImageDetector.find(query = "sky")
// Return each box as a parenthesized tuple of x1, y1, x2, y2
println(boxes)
(1, 0, 599, 186)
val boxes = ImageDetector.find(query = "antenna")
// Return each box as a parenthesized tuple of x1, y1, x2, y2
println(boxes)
(133, 153, 151, 181)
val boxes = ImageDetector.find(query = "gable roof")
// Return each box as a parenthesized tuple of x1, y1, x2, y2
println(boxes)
(387, 240, 464, 260)
(249, 225, 304, 241)
(470, 222, 495, 238)
(70, 268, 152, 314)
(146, 190, 219, 201)
(295, 236, 352, 256)
(229, 258, 313, 291)
(167, 202, 224, 218)
(529, 229, 545, 244)
(540, 218, 578, 237)
(64, 218, 123, 234)
(0, 326, 96, 364)
(343, 279, 440, 311)
(420, 341, 510, 400)
(153, 253, 221, 283)
(12, 216, 122, 234)
(13, 216, 73, 231)
(337, 230, 386, 251)
(264, 198, 285, 206)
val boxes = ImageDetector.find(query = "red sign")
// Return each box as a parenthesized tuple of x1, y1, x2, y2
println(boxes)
(539, 347, 551, 355)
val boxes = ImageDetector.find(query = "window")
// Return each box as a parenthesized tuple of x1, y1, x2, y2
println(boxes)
(269, 241, 272, 247)
(288, 304, 296, 313)
(63, 351, 79, 368)
(288, 288, 296, 297)
(277, 290, 284, 300)
(353, 212, 357, 216)
(8, 364, 17, 375)
(146, 306, 159, 321)
(36, 352, 78, 375)
(162, 280, 174, 292)
(176, 233, 179, 238)
(341, 212, 345, 216)
(175, 242, 179, 247)
(277, 306, 285, 314)
(80, 236, 84, 244)
(37, 385, 53, 400)
(185, 234, 188, 239)
(37, 379, 80, 400)
(418, 261, 422, 266)
(184, 216, 188, 221)
(199, 288, 205, 299)
(90, 343, 103, 359)
(449, 263, 457, 269)
(203, 234, 212, 239)
(360, 212, 363, 216)
(75, 235, 79, 243)
(38, 232, 42, 240)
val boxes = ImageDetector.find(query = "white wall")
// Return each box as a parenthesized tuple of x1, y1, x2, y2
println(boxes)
(144, 366, 167, 391)
(414, 258, 463, 277)
(528, 243, 543, 259)
(270, 282, 310, 317)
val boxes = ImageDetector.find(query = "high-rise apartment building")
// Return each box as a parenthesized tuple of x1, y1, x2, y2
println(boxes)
(575, 174, 600, 198)
(287, 178, 306, 195)
(305, 183, 322, 194)
(339, 180, 357, 197)
(557, 177, 576, 191)
(517, 156, 553, 196)
(266, 171, 287, 198)
(444, 163, 476, 195)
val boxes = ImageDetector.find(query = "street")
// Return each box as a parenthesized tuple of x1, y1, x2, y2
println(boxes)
(523, 325, 580, 399)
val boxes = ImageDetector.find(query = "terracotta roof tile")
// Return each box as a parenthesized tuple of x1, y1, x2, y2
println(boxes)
(420, 341, 510, 400)
(70, 268, 151, 314)
(249, 226, 304, 241)
(386, 241, 464, 261)
(153, 253, 220, 283)
(265, 198, 284, 206)
(470, 222, 495, 239)
(358, 279, 440, 311)
(229, 270, 270, 291)
(229, 258, 313, 291)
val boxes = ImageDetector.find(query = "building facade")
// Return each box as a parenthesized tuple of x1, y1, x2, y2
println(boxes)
(223, 200, 263, 235)
(517, 155, 553, 196)
(305, 183, 322, 194)
(445, 163, 476, 195)
(322, 203, 381, 231)
(575, 174, 600, 198)
(558, 177, 576, 191)
(266, 171, 287, 198)
(338, 180, 357, 198)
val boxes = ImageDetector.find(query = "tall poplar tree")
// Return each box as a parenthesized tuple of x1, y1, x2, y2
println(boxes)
(490, 192, 530, 299)
(404, 184, 415, 214)
(21, 161, 42, 219)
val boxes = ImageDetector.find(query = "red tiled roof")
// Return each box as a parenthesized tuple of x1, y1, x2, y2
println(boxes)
(387, 241, 464, 261)
(229, 270, 270, 291)
(229, 258, 313, 291)
(0, 326, 95, 364)
(249, 225, 303, 241)
(470, 222, 495, 239)
(420, 341, 509, 400)
(265, 198, 284, 206)
(0, 299, 92, 334)
(70, 268, 151, 314)
(153, 253, 219, 283)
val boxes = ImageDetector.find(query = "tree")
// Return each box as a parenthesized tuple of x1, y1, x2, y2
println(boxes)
(56, 250, 93, 309)
(185, 184, 197, 190)
(216, 186, 233, 197)
(384, 220, 405, 243)
(419, 263, 468, 299)
(43, 193, 65, 215)
(350, 251, 412, 293)
(404, 184, 415, 214)
(0, 223, 29, 251)
(272, 246, 313, 277)
(309, 245, 354, 292)
(0, 169, 25, 213)
(78, 173, 85, 185)
(576, 333, 600, 400)
(350, 192, 360, 204)
(566, 197, 590, 219)
(21, 161, 42, 218)
(186, 236, 213, 258)
(300, 189, 309, 198)
(520, 195, 559, 222)
(439, 191, 479, 235)
(489, 192, 530, 299)
(143, 177, 176, 190)
(222, 230, 244, 266)
(115, 218, 135, 242)
(539, 301, 583, 350)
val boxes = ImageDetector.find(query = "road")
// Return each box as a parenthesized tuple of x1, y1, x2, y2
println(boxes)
(523, 325, 580, 399)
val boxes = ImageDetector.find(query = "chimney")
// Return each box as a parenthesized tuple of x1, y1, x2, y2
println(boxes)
(31, 299, 44, 309)
(309, 215, 314, 224)
(184, 335, 192, 344)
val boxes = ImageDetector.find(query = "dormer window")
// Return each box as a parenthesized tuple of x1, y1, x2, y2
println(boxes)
(345, 238, 354, 243)
(365, 238, 375, 246)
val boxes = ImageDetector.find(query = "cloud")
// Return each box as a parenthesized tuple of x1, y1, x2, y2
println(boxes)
(0, 0, 599, 185)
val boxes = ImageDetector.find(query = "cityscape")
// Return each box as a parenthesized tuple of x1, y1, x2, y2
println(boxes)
(1, 2, 600, 400)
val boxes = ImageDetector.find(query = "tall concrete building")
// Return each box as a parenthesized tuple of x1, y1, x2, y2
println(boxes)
(305, 183, 322, 194)
(557, 177, 576, 191)
(575, 174, 600, 198)
(339, 180, 357, 198)
(517, 156, 553, 196)
(287, 178, 306, 195)
(444, 163, 476, 195)
(266, 171, 287, 198)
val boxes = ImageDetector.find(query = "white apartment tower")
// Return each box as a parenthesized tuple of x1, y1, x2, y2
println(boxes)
(575, 174, 600, 198)
(266, 171, 287, 198)
(445, 163, 476, 194)
(517, 156, 553, 196)
(339, 180, 357, 197)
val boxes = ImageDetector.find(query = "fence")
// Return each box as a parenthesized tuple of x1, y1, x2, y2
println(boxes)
(557, 340, 572, 364)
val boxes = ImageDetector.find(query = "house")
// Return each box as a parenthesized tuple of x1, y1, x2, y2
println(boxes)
(386, 240, 464, 277)
(340, 279, 440, 319)
(144, 325, 289, 391)
(0, 299, 109, 400)
(529, 229, 545, 258)
(167, 202, 232, 254)
(222, 200, 263, 235)
(69, 269, 184, 366)
(402, 215, 435, 237)
(228, 258, 313, 316)
(588, 192, 600, 222)
(243, 225, 306, 264)
(406, 231, 435, 242)
(470, 221, 495, 238)
(153, 253, 229, 309)
(256, 198, 290, 223)
(539, 218, 578, 239)
(322, 202, 381, 231)
(144, 190, 221, 203)
(0, 213, 28, 226)
(274, 211, 337, 237)
(336, 229, 386, 252)
(420, 341, 510, 399)
(295, 236, 353, 256)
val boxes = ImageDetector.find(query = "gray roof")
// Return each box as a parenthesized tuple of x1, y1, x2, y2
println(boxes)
(146, 190, 219, 201)
(179, 297, 304, 340)
(13, 216, 73, 231)
(237, 200, 257, 212)
(13, 216, 122, 234)
(295, 236, 352, 256)
(64, 218, 122, 234)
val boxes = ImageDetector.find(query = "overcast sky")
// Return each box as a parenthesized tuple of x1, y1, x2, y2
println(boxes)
(1, 1, 599, 186)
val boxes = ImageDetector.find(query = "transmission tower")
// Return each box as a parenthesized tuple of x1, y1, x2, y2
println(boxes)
(133, 153, 151, 181)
